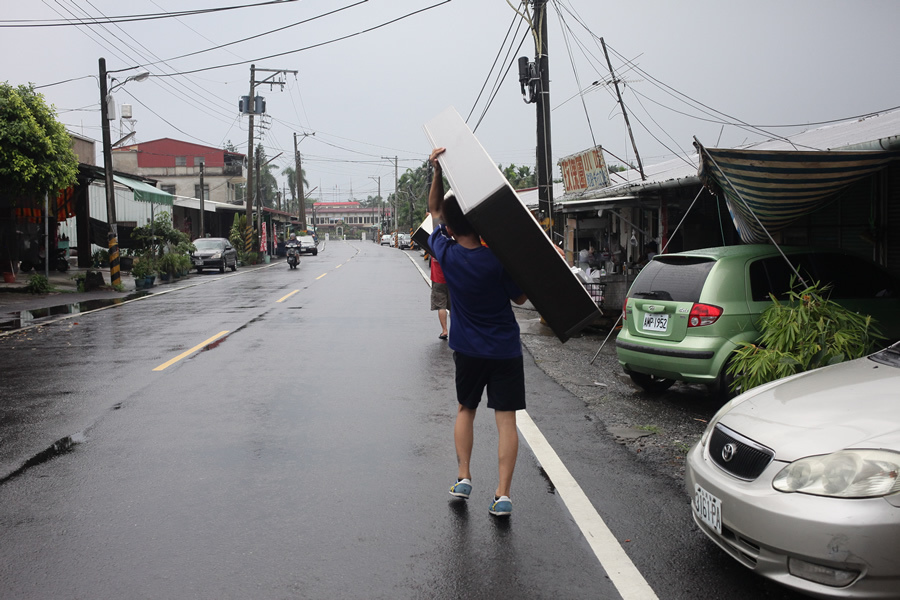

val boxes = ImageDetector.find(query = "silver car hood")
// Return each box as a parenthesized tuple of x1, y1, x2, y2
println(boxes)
(719, 357, 900, 462)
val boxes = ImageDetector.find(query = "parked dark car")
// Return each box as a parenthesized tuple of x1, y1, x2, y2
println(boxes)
(616, 245, 900, 398)
(192, 237, 237, 273)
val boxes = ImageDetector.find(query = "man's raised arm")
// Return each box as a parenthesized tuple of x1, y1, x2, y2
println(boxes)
(428, 147, 446, 221)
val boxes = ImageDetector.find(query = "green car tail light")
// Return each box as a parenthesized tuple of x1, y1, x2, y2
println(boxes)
(688, 303, 723, 327)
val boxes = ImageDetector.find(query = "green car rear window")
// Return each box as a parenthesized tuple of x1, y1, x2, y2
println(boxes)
(629, 257, 715, 302)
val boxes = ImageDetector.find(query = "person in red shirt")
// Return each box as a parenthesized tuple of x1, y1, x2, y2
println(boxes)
(430, 254, 450, 340)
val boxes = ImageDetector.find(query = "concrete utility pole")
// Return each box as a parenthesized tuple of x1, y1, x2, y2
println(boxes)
(293, 131, 313, 231)
(382, 156, 398, 246)
(98, 58, 121, 287)
(243, 65, 298, 237)
(369, 176, 380, 238)
(601, 37, 645, 181)
(534, 0, 554, 237)
(244, 65, 256, 230)
(199, 162, 205, 238)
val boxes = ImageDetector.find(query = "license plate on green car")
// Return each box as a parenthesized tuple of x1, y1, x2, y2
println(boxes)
(642, 313, 668, 332)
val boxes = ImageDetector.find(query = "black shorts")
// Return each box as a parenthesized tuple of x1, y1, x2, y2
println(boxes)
(453, 351, 525, 411)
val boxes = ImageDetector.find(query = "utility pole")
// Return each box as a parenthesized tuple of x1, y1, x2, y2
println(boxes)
(244, 65, 256, 231)
(369, 176, 380, 237)
(382, 156, 398, 246)
(98, 57, 122, 287)
(199, 162, 205, 238)
(243, 65, 298, 237)
(601, 37, 645, 181)
(534, 0, 554, 238)
(293, 131, 314, 232)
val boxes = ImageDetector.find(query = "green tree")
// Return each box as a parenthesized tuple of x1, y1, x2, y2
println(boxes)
(499, 163, 536, 189)
(253, 144, 280, 209)
(0, 82, 78, 200)
(280, 165, 308, 214)
(390, 159, 430, 231)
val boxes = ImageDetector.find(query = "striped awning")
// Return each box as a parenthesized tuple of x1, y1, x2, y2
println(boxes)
(698, 145, 899, 243)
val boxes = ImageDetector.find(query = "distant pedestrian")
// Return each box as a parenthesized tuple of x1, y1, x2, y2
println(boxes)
(430, 255, 450, 340)
(427, 147, 528, 517)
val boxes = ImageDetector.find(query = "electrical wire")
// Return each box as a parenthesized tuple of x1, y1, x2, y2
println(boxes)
(471, 24, 530, 133)
(116, 1, 368, 72)
(34, 74, 98, 89)
(45, 0, 237, 132)
(120, 88, 219, 146)
(0, 0, 302, 27)
(552, 2, 597, 150)
(68, 0, 237, 124)
(465, 6, 521, 123)
(150, 1, 452, 77)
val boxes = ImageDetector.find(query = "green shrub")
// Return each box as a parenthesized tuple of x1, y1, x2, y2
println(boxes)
(25, 273, 53, 294)
(131, 257, 152, 279)
(728, 280, 883, 393)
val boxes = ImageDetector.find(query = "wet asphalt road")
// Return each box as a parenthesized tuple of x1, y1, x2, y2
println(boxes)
(0, 241, 803, 599)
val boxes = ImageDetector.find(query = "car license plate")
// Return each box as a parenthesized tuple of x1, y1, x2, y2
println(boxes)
(693, 484, 722, 535)
(642, 313, 668, 332)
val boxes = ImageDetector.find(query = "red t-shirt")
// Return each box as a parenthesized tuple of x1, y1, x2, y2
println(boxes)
(430, 258, 446, 284)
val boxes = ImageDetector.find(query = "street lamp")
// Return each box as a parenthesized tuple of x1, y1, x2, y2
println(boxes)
(99, 57, 149, 287)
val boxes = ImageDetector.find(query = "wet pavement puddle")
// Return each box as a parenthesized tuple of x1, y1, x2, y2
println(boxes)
(0, 293, 150, 332)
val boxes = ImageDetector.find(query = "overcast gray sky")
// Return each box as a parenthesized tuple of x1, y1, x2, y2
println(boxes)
(3, 0, 898, 202)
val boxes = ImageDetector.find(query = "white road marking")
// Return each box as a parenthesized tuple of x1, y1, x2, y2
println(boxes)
(517, 410, 659, 600)
(405, 246, 654, 597)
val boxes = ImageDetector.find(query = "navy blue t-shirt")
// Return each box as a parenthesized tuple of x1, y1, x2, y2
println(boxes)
(429, 226, 523, 359)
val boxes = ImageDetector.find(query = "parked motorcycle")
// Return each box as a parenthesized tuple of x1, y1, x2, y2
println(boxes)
(286, 242, 300, 269)
(20, 242, 69, 273)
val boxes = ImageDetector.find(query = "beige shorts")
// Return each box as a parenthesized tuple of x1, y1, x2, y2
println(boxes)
(431, 282, 451, 311)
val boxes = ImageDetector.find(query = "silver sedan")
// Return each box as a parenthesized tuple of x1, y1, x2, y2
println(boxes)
(685, 342, 900, 598)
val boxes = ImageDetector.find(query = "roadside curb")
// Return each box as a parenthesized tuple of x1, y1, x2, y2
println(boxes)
(0, 260, 283, 338)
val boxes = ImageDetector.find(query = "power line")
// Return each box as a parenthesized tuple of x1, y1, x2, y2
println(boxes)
(465, 5, 522, 123)
(149, 1, 452, 77)
(0, 0, 302, 27)
(120, 1, 368, 71)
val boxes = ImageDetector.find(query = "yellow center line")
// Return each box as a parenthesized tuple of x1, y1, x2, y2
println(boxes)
(153, 331, 230, 371)
(277, 290, 299, 303)
(335, 264, 343, 269)
(316, 273, 328, 280)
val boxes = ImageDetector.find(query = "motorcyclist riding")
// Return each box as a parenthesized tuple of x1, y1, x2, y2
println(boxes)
(286, 232, 300, 269)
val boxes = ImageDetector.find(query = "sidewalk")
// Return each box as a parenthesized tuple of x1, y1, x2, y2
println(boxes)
(0, 266, 139, 315)
(0, 261, 280, 322)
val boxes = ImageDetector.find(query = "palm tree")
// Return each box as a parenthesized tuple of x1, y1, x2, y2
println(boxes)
(281, 165, 309, 215)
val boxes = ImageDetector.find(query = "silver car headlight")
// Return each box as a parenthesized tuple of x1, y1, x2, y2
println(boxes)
(773, 449, 900, 498)
(211, 252, 222, 259)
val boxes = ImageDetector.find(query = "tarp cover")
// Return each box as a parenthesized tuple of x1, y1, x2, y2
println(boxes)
(698, 145, 899, 243)
(112, 174, 173, 205)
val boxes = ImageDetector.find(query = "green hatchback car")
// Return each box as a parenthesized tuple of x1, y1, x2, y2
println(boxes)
(616, 245, 900, 399)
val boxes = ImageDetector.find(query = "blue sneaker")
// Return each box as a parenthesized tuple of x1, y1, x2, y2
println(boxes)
(489, 495, 512, 516)
(449, 478, 472, 499)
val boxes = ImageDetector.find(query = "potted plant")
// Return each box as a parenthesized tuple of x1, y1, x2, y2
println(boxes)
(92, 248, 109, 267)
(157, 252, 177, 281)
(131, 258, 153, 289)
